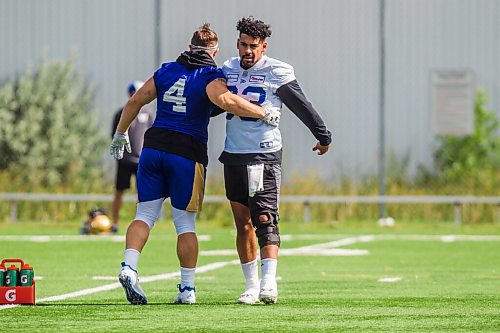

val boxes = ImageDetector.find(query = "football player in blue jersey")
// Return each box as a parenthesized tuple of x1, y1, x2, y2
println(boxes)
(110, 23, 280, 305)
(219, 17, 332, 304)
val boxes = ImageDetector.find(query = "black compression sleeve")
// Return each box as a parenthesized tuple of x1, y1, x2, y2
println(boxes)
(277, 80, 332, 146)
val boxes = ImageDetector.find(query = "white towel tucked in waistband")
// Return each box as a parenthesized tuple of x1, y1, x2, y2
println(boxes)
(247, 164, 264, 197)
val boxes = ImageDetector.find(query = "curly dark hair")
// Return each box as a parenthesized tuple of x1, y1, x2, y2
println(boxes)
(236, 17, 272, 40)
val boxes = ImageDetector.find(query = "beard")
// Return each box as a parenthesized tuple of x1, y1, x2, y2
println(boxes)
(240, 55, 255, 69)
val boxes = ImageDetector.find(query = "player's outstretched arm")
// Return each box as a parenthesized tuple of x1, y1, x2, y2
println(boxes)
(111, 77, 157, 160)
(206, 78, 265, 118)
(277, 80, 332, 153)
(207, 79, 280, 126)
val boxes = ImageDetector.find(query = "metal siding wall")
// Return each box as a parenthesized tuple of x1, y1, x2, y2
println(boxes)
(1, 0, 498, 183)
(497, 0, 500, 119)
(0, 0, 156, 126)
(155, 0, 380, 182)
(386, 0, 499, 175)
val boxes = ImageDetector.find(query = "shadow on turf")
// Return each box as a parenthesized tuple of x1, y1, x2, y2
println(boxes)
(35, 301, 273, 307)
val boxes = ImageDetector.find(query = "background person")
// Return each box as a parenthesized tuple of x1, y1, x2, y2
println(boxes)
(111, 81, 154, 233)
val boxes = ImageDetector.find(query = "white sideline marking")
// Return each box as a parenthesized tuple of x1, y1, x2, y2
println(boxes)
(374, 234, 500, 242)
(281, 248, 368, 256)
(378, 277, 401, 283)
(0, 259, 240, 311)
(201, 248, 369, 256)
(93, 275, 216, 281)
(281, 234, 358, 241)
(0, 235, 125, 242)
(2, 234, 498, 243)
(200, 234, 500, 257)
(441, 235, 456, 243)
(2, 234, 499, 311)
(0, 304, 18, 310)
(39, 259, 239, 303)
(201, 235, 374, 257)
(0, 234, 211, 242)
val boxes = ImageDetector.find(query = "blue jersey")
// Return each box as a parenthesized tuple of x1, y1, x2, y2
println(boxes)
(153, 61, 224, 144)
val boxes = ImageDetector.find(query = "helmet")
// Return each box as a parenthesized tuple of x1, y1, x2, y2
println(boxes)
(89, 214, 112, 234)
(80, 208, 112, 235)
(128, 80, 144, 95)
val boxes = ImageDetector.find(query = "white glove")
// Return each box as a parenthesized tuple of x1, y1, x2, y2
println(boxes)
(260, 101, 280, 127)
(110, 131, 131, 160)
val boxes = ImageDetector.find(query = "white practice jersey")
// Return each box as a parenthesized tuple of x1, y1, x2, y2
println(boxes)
(222, 55, 296, 154)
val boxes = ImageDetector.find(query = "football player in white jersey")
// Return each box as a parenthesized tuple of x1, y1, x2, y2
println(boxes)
(111, 23, 279, 306)
(218, 17, 332, 304)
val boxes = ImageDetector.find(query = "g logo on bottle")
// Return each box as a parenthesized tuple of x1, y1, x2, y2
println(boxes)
(5, 289, 16, 302)
(21, 276, 28, 284)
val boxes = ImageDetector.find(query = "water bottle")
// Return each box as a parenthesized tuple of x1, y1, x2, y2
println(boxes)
(0, 264, 5, 287)
(5, 265, 19, 287)
(20, 263, 34, 286)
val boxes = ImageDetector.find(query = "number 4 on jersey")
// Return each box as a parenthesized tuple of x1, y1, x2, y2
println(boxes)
(163, 78, 186, 112)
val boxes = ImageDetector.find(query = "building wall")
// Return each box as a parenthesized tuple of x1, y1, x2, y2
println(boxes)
(0, 0, 156, 126)
(386, 0, 499, 176)
(1, 0, 498, 183)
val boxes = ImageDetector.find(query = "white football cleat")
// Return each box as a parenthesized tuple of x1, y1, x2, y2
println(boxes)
(118, 262, 147, 305)
(237, 288, 260, 305)
(259, 279, 278, 304)
(174, 284, 196, 304)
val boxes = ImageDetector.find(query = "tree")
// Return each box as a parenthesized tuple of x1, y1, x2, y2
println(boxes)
(433, 88, 500, 182)
(0, 57, 106, 189)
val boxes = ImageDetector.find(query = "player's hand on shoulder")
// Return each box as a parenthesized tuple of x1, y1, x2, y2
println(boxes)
(260, 101, 280, 127)
(110, 131, 131, 160)
(312, 141, 330, 155)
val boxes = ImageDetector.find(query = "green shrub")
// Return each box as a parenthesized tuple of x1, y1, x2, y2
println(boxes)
(432, 88, 500, 183)
(0, 57, 106, 190)
(0, 57, 107, 222)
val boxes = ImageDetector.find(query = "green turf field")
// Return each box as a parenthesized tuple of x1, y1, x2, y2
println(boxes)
(0, 222, 499, 332)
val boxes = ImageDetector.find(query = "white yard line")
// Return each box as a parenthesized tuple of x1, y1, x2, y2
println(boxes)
(1, 234, 498, 243)
(281, 234, 500, 242)
(0, 234, 212, 242)
(201, 235, 375, 257)
(378, 277, 402, 283)
(0, 235, 125, 242)
(0, 259, 239, 311)
(2, 233, 499, 311)
(372, 234, 500, 242)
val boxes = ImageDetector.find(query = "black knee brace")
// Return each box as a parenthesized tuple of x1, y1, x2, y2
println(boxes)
(253, 212, 280, 248)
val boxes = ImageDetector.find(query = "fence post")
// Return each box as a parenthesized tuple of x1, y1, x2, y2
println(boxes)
(496, 203, 500, 225)
(453, 202, 461, 225)
(9, 201, 18, 223)
(303, 200, 311, 224)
